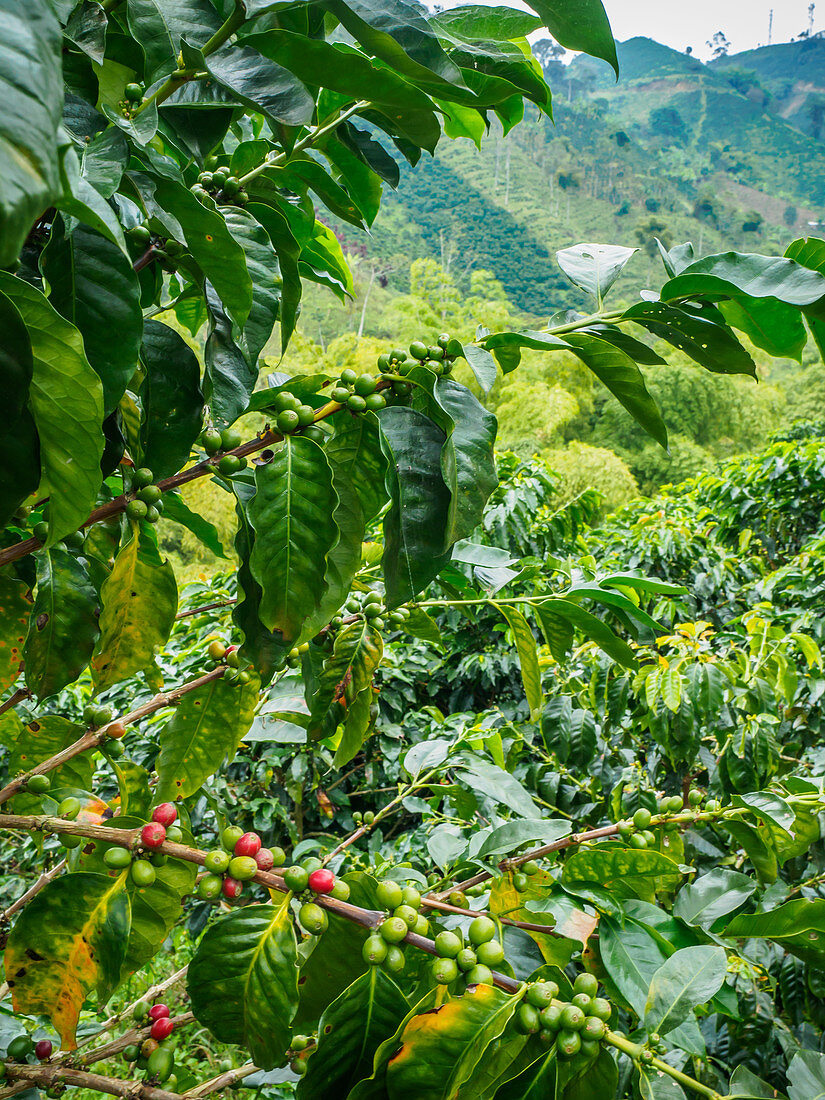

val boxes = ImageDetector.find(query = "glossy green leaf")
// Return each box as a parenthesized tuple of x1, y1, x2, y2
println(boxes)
(434, 377, 498, 548)
(40, 219, 142, 415)
(661, 252, 825, 307)
(203, 41, 315, 128)
(562, 844, 682, 903)
(725, 900, 825, 968)
(385, 983, 521, 1100)
(56, 145, 128, 252)
(0, 0, 63, 267)
(623, 301, 756, 377)
(7, 716, 92, 813)
(204, 281, 258, 427)
(556, 243, 636, 306)
(0, 288, 38, 525)
(155, 671, 259, 799)
(0, 573, 32, 693)
(149, 175, 252, 327)
(80, 127, 128, 200)
(248, 437, 339, 644)
(787, 1049, 825, 1100)
(378, 406, 452, 607)
(0, 273, 104, 542)
(139, 319, 203, 478)
(672, 870, 755, 929)
(245, 31, 435, 112)
(188, 899, 299, 1070)
(24, 548, 99, 700)
(91, 525, 177, 692)
(224, 209, 283, 366)
(644, 946, 727, 1036)
(433, 6, 542, 39)
(125, 0, 221, 81)
(308, 619, 382, 742)
(320, 0, 465, 90)
(534, 597, 637, 667)
(161, 492, 227, 559)
(639, 1068, 687, 1100)
(599, 914, 667, 1016)
(524, 0, 617, 75)
(296, 969, 408, 1100)
(327, 413, 390, 526)
(248, 201, 302, 348)
(497, 605, 542, 720)
(719, 297, 807, 362)
(4, 872, 130, 1049)
(726, 1066, 782, 1099)
(461, 344, 498, 393)
(64, 3, 107, 65)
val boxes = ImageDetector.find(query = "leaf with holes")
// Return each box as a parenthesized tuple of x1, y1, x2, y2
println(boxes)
(4, 872, 130, 1049)
(91, 526, 177, 692)
(188, 898, 299, 1069)
(24, 548, 99, 700)
(155, 671, 259, 800)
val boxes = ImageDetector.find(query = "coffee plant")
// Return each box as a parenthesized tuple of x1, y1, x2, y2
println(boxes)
(2, 2, 825, 1099)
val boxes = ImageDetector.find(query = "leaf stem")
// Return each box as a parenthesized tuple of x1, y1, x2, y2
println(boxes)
(604, 1031, 722, 1099)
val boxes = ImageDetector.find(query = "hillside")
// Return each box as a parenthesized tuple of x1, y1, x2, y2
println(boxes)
(327, 36, 825, 318)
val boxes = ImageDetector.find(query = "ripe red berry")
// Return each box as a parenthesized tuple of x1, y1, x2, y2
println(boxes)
(255, 847, 275, 871)
(234, 832, 261, 857)
(106, 720, 127, 740)
(141, 822, 166, 849)
(150, 1017, 174, 1041)
(151, 803, 177, 827)
(308, 868, 335, 894)
(35, 1040, 53, 1060)
(222, 877, 243, 899)
(147, 1004, 169, 1022)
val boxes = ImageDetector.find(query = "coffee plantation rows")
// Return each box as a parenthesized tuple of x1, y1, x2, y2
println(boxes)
(3, 1, 825, 1098)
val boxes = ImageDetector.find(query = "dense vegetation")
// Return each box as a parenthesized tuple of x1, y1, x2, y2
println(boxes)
(2, 3, 825, 1100)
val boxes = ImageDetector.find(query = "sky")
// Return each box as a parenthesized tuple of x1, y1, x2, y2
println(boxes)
(434, 1, 821, 61)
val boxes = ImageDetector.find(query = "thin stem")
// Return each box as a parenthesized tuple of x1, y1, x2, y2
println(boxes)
(0, 857, 66, 921)
(604, 1031, 722, 1099)
(0, 688, 31, 718)
(237, 101, 369, 187)
(0, 668, 225, 805)
(182, 1062, 259, 1099)
(0, 384, 381, 569)
(175, 598, 237, 620)
(0, 1063, 182, 1100)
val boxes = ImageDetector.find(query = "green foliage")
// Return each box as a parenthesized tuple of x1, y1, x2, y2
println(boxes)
(2, 5, 825, 1100)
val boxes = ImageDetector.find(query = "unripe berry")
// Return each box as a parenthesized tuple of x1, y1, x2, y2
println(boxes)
(221, 825, 244, 852)
(476, 939, 504, 967)
(308, 868, 335, 894)
(205, 849, 231, 874)
(456, 947, 477, 971)
(197, 874, 223, 900)
(330, 879, 350, 901)
(516, 1003, 540, 1034)
(208, 640, 227, 662)
(633, 808, 652, 829)
(27, 774, 51, 794)
(434, 931, 462, 958)
(141, 822, 166, 849)
(228, 856, 258, 881)
(362, 934, 388, 964)
(380, 917, 408, 944)
(376, 880, 403, 909)
(151, 803, 177, 827)
(573, 973, 599, 999)
(465, 964, 494, 986)
(468, 916, 496, 945)
(431, 957, 458, 984)
(384, 945, 405, 973)
(233, 832, 261, 858)
(106, 720, 127, 740)
(298, 902, 328, 935)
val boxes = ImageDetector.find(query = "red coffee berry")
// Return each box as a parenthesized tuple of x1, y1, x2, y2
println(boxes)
(35, 1040, 53, 1060)
(150, 1018, 174, 1041)
(308, 868, 335, 894)
(234, 832, 261, 857)
(141, 822, 166, 849)
(147, 1004, 169, 1021)
(222, 877, 243, 899)
(151, 803, 177, 827)
(255, 847, 275, 871)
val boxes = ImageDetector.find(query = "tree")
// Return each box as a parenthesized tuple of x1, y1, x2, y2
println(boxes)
(706, 30, 731, 59)
(2, 4, 825, 1100)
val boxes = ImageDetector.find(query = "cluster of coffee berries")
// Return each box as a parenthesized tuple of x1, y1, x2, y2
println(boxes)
(515, 973, 610, 1059)
(361, 880, 428, 974)
(198, 826, 284, 901)
(125, 466, 164, 524)
(191, 167, 248, 207)
(206, 639, 251, 686)
(616, 790, 720, 850)
(377, 334, 455, 378)
(429, 915, 505, 988)
(351, 810, 375, 826)
(282, 859, 350, 935)
(285, 641, 310, 669)
(3, 1034, 55, 1064)
(343, 590, 410, 633)
(101, 804, 183, 888)
(287, 1034, 314, 1077)
(118, 81, 144, 116)
(329, 369, 388, 414)
(258, 389, 323, 439)
(198, 425, 249, 475)
(127, 1001, 178, 1087)
(19, 501, 86, 552)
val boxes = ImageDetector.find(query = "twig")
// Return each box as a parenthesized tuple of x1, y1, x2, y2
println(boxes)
(72, 967, 189, 1053)
(183, 1062, 259, 1099)
(0, 857, 66, 921)
(0, 668, 226, 805)
(0, 1063, 183, 1100)
(175, 600, 236, 621)
(0, 688, 31, 718)
(420, 896, 562, 937)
